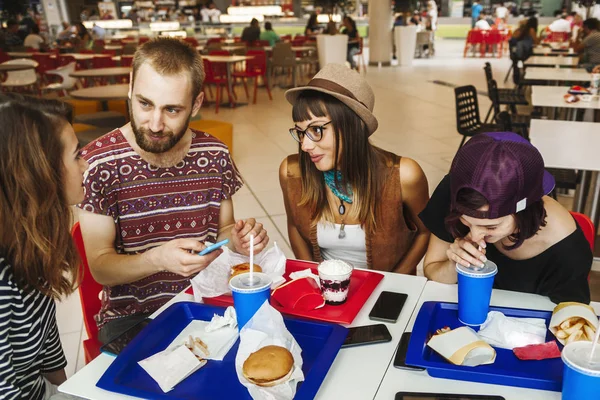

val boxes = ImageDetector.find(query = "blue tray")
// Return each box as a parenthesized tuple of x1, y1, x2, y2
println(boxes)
(97, 302, 348, 399)
(406, 301, 565, 392)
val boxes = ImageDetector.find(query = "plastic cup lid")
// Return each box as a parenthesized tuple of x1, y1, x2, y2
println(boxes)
(562, 341, 600, 377)
(456, 260, 498, 278)
(229, 272, 272, 293)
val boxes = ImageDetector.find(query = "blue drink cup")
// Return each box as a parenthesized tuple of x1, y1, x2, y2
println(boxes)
(456, 260, 498, 326)
(229, 272, 272, 330)
(562, 341, 600, 400)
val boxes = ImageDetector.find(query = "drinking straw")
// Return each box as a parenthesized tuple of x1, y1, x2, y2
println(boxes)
(590, 316, 600, 363)
(249, 234, 254, 284)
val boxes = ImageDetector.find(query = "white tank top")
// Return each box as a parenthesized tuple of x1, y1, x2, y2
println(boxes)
(317, 221, 368, 269)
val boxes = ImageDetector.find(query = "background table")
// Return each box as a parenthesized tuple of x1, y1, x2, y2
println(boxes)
(530, 118, 600, 227)
(532, 86, 600, 110)
(524, 67, 590, 83)
(0, 64, 35, 72)
(203, 55, 254, 107)
(58, 270, 428, 400)
(533, 46, 577, 57)
(70, 67, 131, 79)
(374, 281, 600, 400)
(524, 56, 580, 68)
(69, 84, 129, 110)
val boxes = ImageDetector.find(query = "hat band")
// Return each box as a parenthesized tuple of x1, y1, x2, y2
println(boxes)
(307, 78, 369, 110)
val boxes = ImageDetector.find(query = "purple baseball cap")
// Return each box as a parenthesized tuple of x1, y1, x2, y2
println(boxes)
(450, 132, 555, 219)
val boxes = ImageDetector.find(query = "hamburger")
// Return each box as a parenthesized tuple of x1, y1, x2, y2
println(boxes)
(242, 345, 294, 387)
(230, 263, 262, 281)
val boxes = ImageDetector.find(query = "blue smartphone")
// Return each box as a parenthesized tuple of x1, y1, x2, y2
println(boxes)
(198, 239, 229, 256)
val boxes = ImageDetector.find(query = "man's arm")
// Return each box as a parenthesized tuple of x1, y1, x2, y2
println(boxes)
(79, 210, 222, 286)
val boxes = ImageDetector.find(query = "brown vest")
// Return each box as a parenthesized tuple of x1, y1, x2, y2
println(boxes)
(284, 151, 417, 274)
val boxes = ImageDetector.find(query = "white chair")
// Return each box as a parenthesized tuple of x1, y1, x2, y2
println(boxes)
(1, 59, 39, 92)
(43, 62, 78, 97)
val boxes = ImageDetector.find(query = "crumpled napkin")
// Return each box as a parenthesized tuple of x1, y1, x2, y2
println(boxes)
(191, 243, 287, 301)
(478, 311, 547, 350)
(138, 307, 239, 392)
(235, 301, 304, 400)
(288, 268, 321, 288)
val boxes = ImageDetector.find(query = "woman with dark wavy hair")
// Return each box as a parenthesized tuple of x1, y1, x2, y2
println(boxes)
(0, 94, 88, 399)
(420, 132, 592, 304)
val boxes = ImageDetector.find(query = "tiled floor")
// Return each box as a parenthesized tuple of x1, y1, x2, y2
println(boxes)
(55, 39, 597, 376)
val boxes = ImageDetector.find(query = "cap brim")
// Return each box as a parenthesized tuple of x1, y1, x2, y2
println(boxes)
(543, 170, 556, 196)
(285, 86, 378, 135)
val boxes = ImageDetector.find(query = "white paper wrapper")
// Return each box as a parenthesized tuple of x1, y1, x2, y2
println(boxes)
(138, 308, 239, 392)
(478, 311, 547, 350)
(288, 268, 321, 289)
(138, 345, 207, 392)
(427, 326, 496, 367)
(549, 302, 599, 345)
(235, 301, 304, 400)
(191, 244, 287, 301)
(166, 307, 239, 361)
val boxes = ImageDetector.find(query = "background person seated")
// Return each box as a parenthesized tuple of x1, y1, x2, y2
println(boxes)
(475, 13, 492, 30)
(259, 21, 280, 46)
(241, 18, 261, 43)
(572, 18, 600, 72)
(548, 10, 571, 33)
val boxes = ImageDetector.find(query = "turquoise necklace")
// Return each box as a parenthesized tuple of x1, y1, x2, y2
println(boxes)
(323, 170, 353, 239)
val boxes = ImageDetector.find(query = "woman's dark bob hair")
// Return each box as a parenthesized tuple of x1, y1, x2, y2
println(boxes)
(445, 187, 547, 250)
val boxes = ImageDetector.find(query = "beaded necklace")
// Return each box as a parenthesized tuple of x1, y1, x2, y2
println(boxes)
(323, 170, 353, 239)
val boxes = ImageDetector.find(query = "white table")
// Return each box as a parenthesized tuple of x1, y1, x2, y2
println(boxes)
(374, 281, 600, 400)
(532, 46, 577, 57)
(59, 270, 428, 399)
(532, 86, 600, 110)
(524, 56, 580, 68)
(530, 118, 600, 228)
(524, 67, 590, 83)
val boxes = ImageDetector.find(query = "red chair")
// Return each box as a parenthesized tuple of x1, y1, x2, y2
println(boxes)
(483, 29, 504, 58)
(101, 49, 117, 57)
(71, 222, 103, 364)
(121, 55, 133, 67)
(32, 53, 57, 82)
(294, 35, 307, 41)
(209, 50, 229, 56)
(570, 212, 595, 251)
(139, 37, 150, 44)
(232, 50, 272, 104)
(183, 37, 199, 47)
(92, 56, 116, 69)
(292, 39, 306, 46)
(58, 55, 77, 68)
(0, 51, 10, 64)
(547, 31, 569, 43)
(251, 40, 270, 47)
(207, 37, 224, 46)
(280, 35, 292, 42)
(202, 58, 234, 114)
(464, 30, 485, 57)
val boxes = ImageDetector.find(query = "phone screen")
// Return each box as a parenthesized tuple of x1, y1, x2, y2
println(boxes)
(369, 291, 408, 323)
(100, 318, 152, 356)
(394, 332, 425, 371)
(342, 324, 392, 348)
(395, 393, 505, 400)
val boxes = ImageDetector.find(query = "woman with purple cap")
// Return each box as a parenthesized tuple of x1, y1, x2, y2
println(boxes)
(420, 132, 592, 304)
(279, 64, 430, 274)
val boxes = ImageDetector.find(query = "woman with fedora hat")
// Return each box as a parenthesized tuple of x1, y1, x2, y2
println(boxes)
(420, 132, 592, 304)
(279, 64, 430, 274)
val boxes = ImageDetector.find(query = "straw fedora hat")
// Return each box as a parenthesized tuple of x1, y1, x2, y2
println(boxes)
(285, 64, 378, 135)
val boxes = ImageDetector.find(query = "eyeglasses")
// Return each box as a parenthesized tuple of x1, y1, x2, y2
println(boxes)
(289, 121, 332, 143)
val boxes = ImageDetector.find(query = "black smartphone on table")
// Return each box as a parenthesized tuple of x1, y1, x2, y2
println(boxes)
(368, 291, 408, 323)
(100, 318, 152, 356)
(342, 323, 392, 348)
(393, 332, 425, 371)
(395, 393, 505, 400)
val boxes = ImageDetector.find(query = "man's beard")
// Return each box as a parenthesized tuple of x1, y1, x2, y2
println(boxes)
(130, 105, 191, 154)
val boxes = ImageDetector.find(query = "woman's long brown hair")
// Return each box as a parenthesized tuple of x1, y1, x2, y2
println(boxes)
(0, 94, 80, 299)
(292, 91, 391, 232)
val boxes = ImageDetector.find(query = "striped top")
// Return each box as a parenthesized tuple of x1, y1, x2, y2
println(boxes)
(0, 258, 67, 400)
(78, 129, 243, 327)
(583, 31, 600, 66)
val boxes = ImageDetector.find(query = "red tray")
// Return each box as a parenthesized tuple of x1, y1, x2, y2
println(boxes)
(185, 259, 384, 324)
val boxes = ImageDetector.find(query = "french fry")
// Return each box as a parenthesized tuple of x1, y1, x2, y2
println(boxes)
(584, 325, 596, 342)
(566, 330, 583, 344)
(563, 321, 584, 335)
(555, 329, 568, 339)
(561, 318, 575, 330)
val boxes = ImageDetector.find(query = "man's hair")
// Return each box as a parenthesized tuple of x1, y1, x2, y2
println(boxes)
(132, 38, 205, 100)
(251, 18, 259, 26)
(584, 18, 600, 31)
(265, 21, 272, 30)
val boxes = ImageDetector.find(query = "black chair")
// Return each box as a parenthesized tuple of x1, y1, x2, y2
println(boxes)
(489, 79, 531, 138)
(483, 62, 528, 122)
(454, 85, 504, 150)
